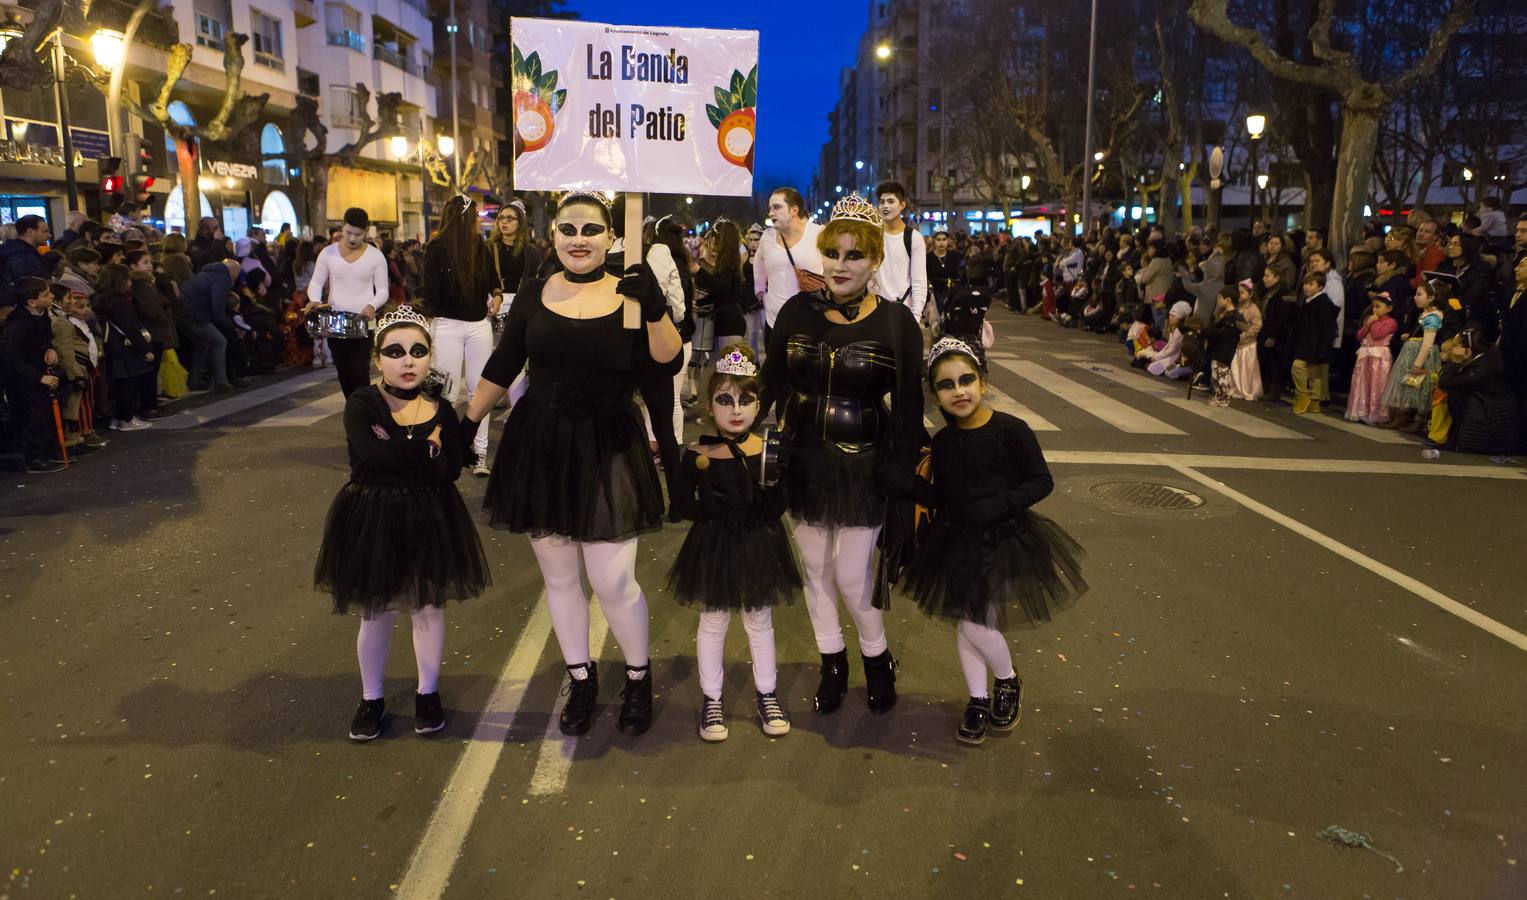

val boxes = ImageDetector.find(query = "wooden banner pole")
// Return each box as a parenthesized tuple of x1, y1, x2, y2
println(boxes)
(623, 192, 643, 328)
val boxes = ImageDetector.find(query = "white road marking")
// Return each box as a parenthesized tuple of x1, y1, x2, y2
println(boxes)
(153, 370, 335, 430)
(984, 383, 1059, 431)
(1049, 353, 1097, 361)
(1167, 462, 1527, 653)
(1295, 410, 1416, 445)
(395, 597, 552, 900)
(994, 359, 1185, 435)
(1043, 449, 1527, 480)
(250, 388, 346, 427)
(1083, 363, 1309, 440)
(529, 602, 609, 797)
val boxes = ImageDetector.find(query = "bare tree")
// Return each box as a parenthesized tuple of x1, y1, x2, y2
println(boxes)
(1190, 0, 1473, 258)
(280, 85, 404, 230)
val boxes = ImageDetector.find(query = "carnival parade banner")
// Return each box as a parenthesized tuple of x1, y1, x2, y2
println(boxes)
(510, 18, 759, 196)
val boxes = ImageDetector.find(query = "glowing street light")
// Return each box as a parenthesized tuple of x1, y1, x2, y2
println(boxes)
(1245, 114, 1266, 139)
(1020, 174, 1032, 191)
(834, 184, 843, 193)
(875, 43, 891, 60)
(1462, 167, 1474, 182)
(1256, 173, 1269, 190)
(1093, 151, 1104, 162)
(91, 28, 126, 72)
(685, 196, 693, 205)
(855, 160, 864, 170)
(389, 135, 410, 160)
(437, 135, 455, 158)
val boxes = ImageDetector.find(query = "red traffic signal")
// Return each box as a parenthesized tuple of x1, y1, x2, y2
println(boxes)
(102, 174, 123, 193)
(99, 155, 124, 211)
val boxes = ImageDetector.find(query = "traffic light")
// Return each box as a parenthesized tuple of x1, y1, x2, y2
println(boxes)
(130, 173, 155, 204)
(99, 155, 124, 212)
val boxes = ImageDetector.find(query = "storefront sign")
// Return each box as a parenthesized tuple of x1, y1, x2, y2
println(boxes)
(509, 17, 759, 197)
(0, 140, 81, 168)
(203, 158, 261, 180)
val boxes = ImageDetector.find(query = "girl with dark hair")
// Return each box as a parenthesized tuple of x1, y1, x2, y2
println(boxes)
(669, 343, 799, 741)
(315, 307, 491, 741)
(903, 337, 1085, 745)
(423, 195, 494, 475)
(461, 191, 682, 738)
(94, 263, 157, 431)
(690, 221, 750, 396)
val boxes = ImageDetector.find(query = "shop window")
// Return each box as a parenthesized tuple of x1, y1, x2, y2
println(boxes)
(261, 123, 287, 186)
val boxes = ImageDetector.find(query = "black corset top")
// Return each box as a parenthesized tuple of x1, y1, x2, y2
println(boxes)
(781, 337, 897, 451)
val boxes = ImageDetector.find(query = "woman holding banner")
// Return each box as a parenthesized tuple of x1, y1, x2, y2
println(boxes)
(461, 192, 682, 738)
(759, 193, 925, 716)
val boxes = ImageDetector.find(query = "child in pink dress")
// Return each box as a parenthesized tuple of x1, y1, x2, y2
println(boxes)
(1345, 293, 1398, 425)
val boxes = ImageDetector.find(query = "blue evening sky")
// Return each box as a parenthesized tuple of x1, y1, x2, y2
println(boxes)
(562, 0, 867, 194)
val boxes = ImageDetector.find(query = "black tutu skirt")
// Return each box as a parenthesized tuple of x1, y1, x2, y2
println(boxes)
(785, 443, 886, 528)
(484, 394, 664, 542)
(668, 514, 801, 611)
(315, 483, 492, 618)
(902, 511, 1086, 630)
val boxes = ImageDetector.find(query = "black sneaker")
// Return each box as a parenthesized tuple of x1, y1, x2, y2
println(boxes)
(558, 662, 598, 736)
(699, 694, 728, 742)
(756, 691, 790, 736)
(618, 665, 653, 735)
(25, 458, 66, 473)
(989, 676, 1022, 731)
(414, 692, 446, 734)
(349, 698, 387, 741)
(957, 697, 990, 746)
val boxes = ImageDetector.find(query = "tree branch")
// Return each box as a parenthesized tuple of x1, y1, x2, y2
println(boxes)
(1382, 0, 1474, 98)
(1188, 0, 1350, 93)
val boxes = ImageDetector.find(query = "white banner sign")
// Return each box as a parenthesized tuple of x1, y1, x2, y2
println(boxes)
(509, 18, 759, 197)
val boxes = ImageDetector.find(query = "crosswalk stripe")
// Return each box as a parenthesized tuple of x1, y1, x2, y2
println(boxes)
(153, 370, 334, 430)
(1082, 363, 1310, 440)
(251, 388, 346, 427)
(984, 383, 1060, 431)
(1293, 409, 1418, 444)
(993, 359, 1185, 435)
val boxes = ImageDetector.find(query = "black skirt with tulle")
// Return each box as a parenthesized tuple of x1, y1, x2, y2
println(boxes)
(902, 510, 1086, 630)
(669, 511, 800, 611)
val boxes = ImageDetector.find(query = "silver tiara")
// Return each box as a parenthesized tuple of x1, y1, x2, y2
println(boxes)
(714, 348, 757, 377)
(374, 306, 430, 340)
(926, 336, 981, 374)
(830, 192, 883, 228)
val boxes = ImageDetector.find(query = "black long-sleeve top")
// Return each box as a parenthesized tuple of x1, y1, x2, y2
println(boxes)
(100, 291, 152, 356)
(1290, 292, 1337, 363)
(484, 240, 545, 298)
(480, 278, 644, 399)
(759, 292, 925, 466)
(919, 412, 1053, 520)
(342, 385, 467, 487)
(927, 250, 963, 290)
(424, 239, 489, 322)
(1261, 288, 1297, 344)
(1205, 311, 1242, 365)
(668, 436, 786, 523)
(693, 266, 748, 338)
(0, 306, 53, 382)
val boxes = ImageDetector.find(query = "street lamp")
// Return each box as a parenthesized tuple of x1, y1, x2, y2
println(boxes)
(685, 196, 693, 205)
(1256, 173, 1269, 191)
(855, 160, 864, 171)
(875, 43, 891, 60)
(1245, 113, 1266, 227)
(437, 135, 455, 158)
(1021, 174, 1031, 191)
(1245, 114, 1266, 140)
(390, 134, 410, 160)
(90, 29, 125, 72)
(1462, 166, 1474, 182)
(834, 184, 843, 193)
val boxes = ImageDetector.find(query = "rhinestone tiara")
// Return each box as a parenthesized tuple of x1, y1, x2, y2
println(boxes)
(714, 348, 758, 378)
(374, 305, 430, 339)
(926, 335, 983, 374)
(830, 192, 883, 228)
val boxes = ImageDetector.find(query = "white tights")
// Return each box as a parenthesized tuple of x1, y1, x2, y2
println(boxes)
(356, 606, 446, 700)
(791, 520, 887, 656)
(956, 620, 1015, 699)
(530, 535, 649, 668)
(696, 608, 777, 699)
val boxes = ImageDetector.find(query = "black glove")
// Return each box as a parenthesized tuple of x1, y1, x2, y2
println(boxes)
(958, 494, 1012, 528)
(457, 414, 482, 464)
(618, 263, 669, 322)
(876, 461, 916, 500)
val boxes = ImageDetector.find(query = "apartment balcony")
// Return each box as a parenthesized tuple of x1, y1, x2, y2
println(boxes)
(375, 44, 418, 76)
(328, 29, 366, 54)
(294, 0, 317, 28)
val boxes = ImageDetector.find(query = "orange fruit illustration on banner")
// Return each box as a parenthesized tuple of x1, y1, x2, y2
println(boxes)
(511, 45, 566, 158)
(706, 65, 757, 173)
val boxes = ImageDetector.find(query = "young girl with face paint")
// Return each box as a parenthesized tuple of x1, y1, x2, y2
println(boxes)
(902, 338, 1087, 746)
(667, 343, 801, 741)
(314, 308, 492, 741)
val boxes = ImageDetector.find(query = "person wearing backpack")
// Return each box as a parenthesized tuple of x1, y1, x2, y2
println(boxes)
(874, 182, 929, 327)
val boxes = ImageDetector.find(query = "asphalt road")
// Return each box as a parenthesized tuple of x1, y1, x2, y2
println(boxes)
(3, 307, 1525, 899)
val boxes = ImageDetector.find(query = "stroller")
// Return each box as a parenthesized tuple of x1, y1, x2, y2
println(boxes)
(940, 286, 993, 348)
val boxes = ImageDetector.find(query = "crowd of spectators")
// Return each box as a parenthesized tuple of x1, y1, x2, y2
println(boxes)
(0, 210, 429, 474)
(922, 201, 1526, 458)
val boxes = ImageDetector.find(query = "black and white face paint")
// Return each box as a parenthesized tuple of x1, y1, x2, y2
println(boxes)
(711, 385, 759, 438)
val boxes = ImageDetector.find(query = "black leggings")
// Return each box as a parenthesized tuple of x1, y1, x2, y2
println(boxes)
(328, 337, 372, 397)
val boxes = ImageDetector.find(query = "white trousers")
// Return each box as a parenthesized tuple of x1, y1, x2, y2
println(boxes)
(791, 520, 887, 656)
(356, 607, 445, 700)
(430, 317, 494, 458)
(956, 620, 1014, 699)
(530, 535, 649, 668)
(696, 608, 777, 699)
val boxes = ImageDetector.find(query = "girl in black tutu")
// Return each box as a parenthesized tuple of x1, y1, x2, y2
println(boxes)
(668, 344, 799, 742)
(314, 307, 491, 742)
(460, 192, 683, 737)
(903, 337, 1087, 746)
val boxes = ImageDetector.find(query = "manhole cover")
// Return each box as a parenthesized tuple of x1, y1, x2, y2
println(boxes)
(1088, 481, 1206, 510)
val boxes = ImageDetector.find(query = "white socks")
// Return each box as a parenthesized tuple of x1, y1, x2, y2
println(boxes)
(956, 619, 1015, 698)
(531, 535, 651, 668)
(792, 520, 888, 656)
(356, 606, 447, 700)
(696, 608, 778, 699)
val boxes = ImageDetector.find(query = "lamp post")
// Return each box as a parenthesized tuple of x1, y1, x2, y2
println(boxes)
(1079, 0, 1100, 238)
(1245, 113, 1265, 229)
(52, 34, 80, 212)
(445, 1, 462, 188)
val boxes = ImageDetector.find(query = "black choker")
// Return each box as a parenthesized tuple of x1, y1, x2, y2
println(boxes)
(562, 267, 606, 284)
(382, 383, 422, 400)
(808, 291, 868, 322)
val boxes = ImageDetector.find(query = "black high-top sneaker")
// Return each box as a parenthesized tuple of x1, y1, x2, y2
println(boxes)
(414, 692, 446, 735)
(559, 661, 599, 736)
(989, 676, 1022, 732)
(957, 697, 990, 745)
(618, 664, 653, 735)
(349, 698, 387, 742)
(814, 650, 850, 713)
(862, 650, 899, 714)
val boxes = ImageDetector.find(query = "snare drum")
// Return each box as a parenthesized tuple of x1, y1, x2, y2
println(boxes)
(490, 293, 515, 338)
(759, 427, 786, 488)
(304, 308, 372, 340)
